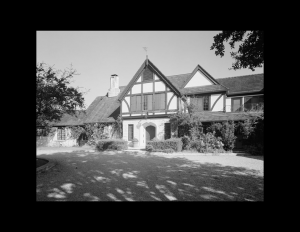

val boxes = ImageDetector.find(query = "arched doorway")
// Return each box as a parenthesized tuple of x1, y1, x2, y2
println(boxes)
(145, 125, 155, 142)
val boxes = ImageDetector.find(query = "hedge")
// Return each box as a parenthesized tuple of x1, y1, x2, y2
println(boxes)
(146, 138, 182, 152)
(95, 139, 128, 151)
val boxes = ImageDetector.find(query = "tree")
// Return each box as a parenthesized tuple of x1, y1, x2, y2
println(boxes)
(210, 31, 263, 71)
(36, 63, 85, 131)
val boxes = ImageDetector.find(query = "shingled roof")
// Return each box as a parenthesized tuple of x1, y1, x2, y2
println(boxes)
(166, 73, 191, 89)
(180, 84, 227, 95)
(193, 111, 262, 122)
(52, 110, 86, 126)
(217, 74, 264, 95)
(83, 86, 126, 123)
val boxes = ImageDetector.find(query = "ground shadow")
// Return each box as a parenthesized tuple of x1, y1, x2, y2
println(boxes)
(37, 150, 263, 201)
(236, 154, 264, 161)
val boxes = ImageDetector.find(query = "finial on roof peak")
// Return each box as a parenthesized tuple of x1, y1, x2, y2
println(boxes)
(143, 47, 148, 65)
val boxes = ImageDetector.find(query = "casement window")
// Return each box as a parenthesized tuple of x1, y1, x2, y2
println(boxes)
(154, 93, 165, 110)
(37, 128, 47, 136)
(231, 97, 242, 112)
(203, 96, 209, 110)
(143, 94, 153, 110)
(244, 95, 264, 111)
(190, 95, 210, 111)
(143, 68, 153, 82)
(57, 127, 66, 140)
(128, 124, 134, 141)
(164, 123, 171, 140)
(131, 95, 142, 112)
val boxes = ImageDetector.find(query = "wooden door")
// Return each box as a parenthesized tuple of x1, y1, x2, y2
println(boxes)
(146, 126, 155, 142)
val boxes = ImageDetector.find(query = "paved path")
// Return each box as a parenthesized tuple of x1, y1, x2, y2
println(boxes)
(36, 148, 263, 201)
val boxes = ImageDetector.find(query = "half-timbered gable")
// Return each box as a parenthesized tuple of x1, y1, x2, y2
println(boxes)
(119, 59, 182, 119)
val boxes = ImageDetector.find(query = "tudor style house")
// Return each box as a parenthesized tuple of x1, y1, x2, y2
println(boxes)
(38, 58, 263, 148)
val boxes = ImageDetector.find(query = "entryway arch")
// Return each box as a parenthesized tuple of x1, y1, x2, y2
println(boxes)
(145, 125, 155, 142)
(140, 122, 157, 148)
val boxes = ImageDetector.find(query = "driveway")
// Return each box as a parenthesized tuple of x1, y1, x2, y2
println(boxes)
(36, 148, 264, 201)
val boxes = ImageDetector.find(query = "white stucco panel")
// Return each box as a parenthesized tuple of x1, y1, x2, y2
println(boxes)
(143, 82, 153, 93)
(154, 74, 159, 80)
(122, 100, 129, 113)
(155, 81, 165, 92)
(169, 95, 177, 110)
(185, 70, 214, 88)
(167, 92, 173, 104)
(137, 76, 142, 82)
(131, 84, 141, 94)
(125, 96, 130, 106)
(211, 94, 224, 111)
(123, 118, 170, 148)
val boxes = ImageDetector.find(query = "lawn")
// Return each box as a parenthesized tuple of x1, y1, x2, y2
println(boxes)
(36, 149, 263, 201)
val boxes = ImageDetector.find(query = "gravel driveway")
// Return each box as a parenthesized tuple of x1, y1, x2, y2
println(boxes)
(36, 148, 264, 201)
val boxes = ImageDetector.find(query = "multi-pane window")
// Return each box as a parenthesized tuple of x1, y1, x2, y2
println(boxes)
(203, 96, 209, 111)
(190, 95, 209, 111)
(128, 124, 134, 141)
(154, 93, 165, 110)
(37, 128, 47, 136)
(143, 94, 153, 110)
(131, 95, 142, 112)
(57, 128, 66, 140)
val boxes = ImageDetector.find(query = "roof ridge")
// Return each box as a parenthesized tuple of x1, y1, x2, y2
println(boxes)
(166, 73, 191, 77)
(217, 73, 264, 79)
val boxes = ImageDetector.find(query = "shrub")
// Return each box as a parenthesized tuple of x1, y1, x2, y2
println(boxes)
(95, 139, 128, 151)
(207, 121, 236, 151)
(151, 137, 160, 142)
(147, 138, 182, 152)
(181, 135, 191, 150)
(244, 144, 264, 156)
(145, 144, 154, 151)
(190, 140, 205, 153)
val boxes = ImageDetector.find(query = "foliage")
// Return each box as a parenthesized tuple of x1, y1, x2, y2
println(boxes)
(244, 144, 264, 156)
(145, 146, 175, 153)
(189, 140, 205, 153)
(132, 138, 139, 142)
(181, 135, 191, 150)
(69, 126, 86, 140)
(145, 145, 154, 151)
(69, 123, 111, 146)
(95, 139, 128, 151)
(112, 115, 123, 139)
(188, 132, 224, 153)
(169, 111, 203, 138)
(207, 121, 236, 151)
(147, 138, 183, 152)
(36, 63, 86, 130)
(237, 110, 264, 155)
(210, 31, 263, 71)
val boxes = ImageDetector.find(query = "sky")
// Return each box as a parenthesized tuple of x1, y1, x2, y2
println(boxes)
(37, 31, 264, 108)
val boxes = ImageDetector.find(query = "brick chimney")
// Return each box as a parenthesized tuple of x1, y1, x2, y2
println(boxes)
(108, 74, 120, 97)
